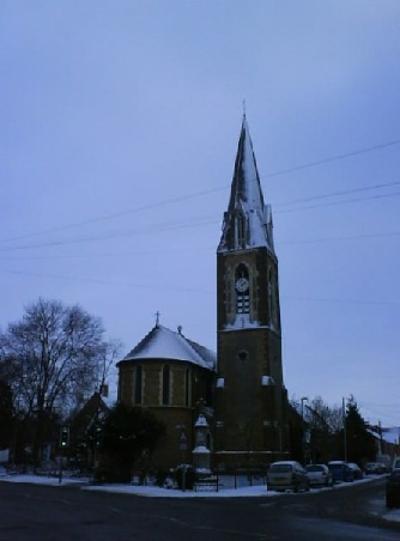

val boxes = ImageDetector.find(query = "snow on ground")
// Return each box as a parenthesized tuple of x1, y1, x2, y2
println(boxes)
(0, 474, 88, 487)
(0, 472, 386, 498)
(382, 509, 400, 523)
(84, 484, 272, 498)
(83, 476, 383, 498)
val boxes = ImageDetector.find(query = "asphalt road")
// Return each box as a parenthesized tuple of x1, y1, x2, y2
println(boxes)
(0, 478, 399, 540)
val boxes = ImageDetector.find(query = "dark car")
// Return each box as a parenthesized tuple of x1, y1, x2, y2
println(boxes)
(328, 461, 354, 482)
(386, 470, 400, 508)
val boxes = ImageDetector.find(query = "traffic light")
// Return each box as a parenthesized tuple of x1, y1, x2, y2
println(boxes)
(59, 426, 70, 449)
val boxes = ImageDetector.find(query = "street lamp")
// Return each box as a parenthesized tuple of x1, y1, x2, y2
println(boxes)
(301, 397, 308, 464)
(301, 397, 308, 420)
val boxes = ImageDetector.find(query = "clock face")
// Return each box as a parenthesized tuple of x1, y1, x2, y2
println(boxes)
(235, 277, 249, 293)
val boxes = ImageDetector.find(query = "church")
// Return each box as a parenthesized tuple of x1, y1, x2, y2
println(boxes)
(117, 115, 290, 470)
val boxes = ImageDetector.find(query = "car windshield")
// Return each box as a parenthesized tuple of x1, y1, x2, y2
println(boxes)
(306, 466, 323, 472)
(270, 464, 292, 473)
(328, 464, 343, 471)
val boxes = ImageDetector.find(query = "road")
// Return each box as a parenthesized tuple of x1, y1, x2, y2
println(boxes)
(0, 478, 399, 540)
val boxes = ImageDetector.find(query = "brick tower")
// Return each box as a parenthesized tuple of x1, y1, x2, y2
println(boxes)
(215, 115, 289, 468)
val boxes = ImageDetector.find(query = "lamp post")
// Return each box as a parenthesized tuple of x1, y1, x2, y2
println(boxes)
(301, 397, 308, 464)
(342, 397, 348, 462)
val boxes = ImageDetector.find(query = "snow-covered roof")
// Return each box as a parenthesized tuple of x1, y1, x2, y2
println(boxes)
(382, 427, 400, 445)
(218, 115, 275, 254)
(368, 427, 400, 445)
(120, 325, 216, 371)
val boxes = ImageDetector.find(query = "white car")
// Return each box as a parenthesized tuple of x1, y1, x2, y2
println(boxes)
(267, 461, 309, 492)
(305, 464, 333, 487)
(392, 458, 400, 471)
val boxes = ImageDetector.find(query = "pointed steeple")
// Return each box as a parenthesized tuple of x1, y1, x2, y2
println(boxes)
(218, 115, 274, 253)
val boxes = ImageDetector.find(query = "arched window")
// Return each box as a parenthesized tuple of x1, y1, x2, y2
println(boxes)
(162, 365, 170, 406)
(185, 368, 191, 407)
(134, 366, 142, 405)
(235, 264, 250, 314)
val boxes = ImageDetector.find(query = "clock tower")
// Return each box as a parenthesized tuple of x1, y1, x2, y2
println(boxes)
(215, 115, 289, 468)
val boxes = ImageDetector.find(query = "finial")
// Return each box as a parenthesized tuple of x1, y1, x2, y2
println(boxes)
(242, 98, 246, 118)
(155, 311, 160, 327)
(177, 325, 182, 335)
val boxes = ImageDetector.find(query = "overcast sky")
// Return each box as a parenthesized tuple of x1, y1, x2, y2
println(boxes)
(1, 1, 399, 426)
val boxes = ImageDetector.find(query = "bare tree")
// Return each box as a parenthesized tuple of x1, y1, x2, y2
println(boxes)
(0, 298, 120, 462)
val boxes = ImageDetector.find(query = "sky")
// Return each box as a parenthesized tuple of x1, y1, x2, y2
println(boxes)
(1, 1, 399, 426)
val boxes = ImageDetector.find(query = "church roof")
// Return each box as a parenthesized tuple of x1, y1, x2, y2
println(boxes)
(218, 115, 275, 254)
(120, 325, 216, 371)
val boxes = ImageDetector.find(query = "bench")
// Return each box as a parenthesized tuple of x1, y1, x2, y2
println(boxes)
(194, 476, 219, 492)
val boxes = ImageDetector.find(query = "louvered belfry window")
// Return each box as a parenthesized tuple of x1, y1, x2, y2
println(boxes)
(235, 263, 250, 314)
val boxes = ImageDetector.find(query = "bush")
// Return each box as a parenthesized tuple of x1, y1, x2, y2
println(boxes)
(156, 469, 169, 487)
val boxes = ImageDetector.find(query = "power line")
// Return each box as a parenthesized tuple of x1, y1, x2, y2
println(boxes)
(0, 217, 219, 253)
(0, 230, 399, 262)
(279, 231, 400, 245)
(275, 180, 400, 207)
(7, 185, 400, 253)
(0, 187, 227, 245)
(264, 138, 400, 178)
(1, 185, 399, 254)
(2, 137, 400, 245)
(2, 268, 399, 305)
(282, 295, 400, 306)
(278, 190, 400, 214)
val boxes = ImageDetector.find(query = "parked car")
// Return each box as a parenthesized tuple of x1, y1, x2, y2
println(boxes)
(327, 461, 355, 482)
(347, 463, 363, 480)
(267, 461, 309, 492)
(364, 462, 387, 475)
(305, 464, 333, 487)
(386, 470, 400, 508)
(392, 458, 400, 471)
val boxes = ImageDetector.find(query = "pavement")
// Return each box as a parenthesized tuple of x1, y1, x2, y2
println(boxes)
(0, 476, 399, 540)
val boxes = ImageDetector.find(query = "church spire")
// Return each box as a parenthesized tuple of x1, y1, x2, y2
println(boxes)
(218, 115, 274, 253)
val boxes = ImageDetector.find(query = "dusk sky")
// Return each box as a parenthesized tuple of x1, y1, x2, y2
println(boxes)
(1, 1, 399, 426)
